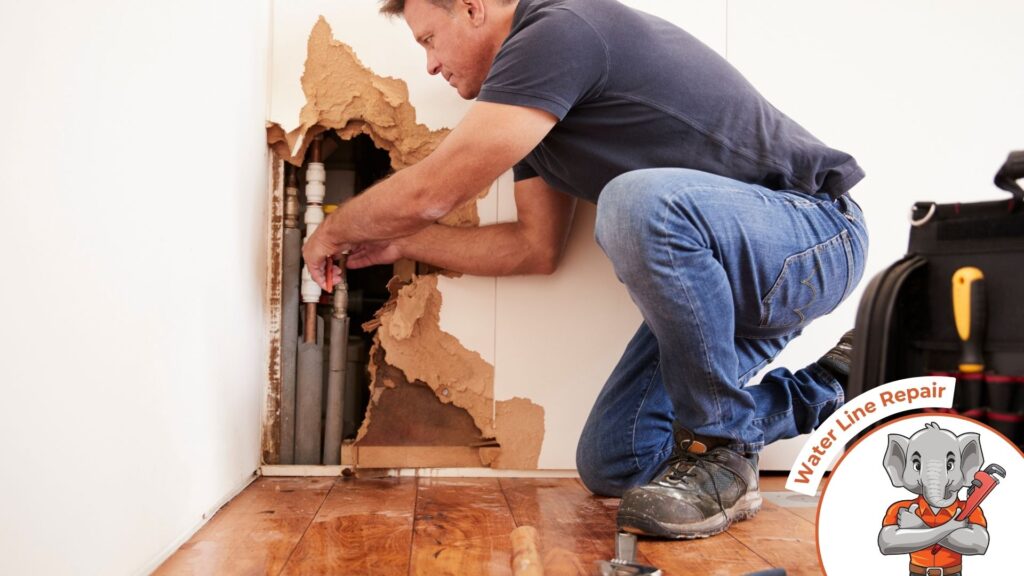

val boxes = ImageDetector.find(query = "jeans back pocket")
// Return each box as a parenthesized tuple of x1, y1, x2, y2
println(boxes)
(759, 230, 854, 335)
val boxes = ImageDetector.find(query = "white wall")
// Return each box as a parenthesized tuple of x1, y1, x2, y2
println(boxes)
(727, 0, 1024, 467)
(269, 1, 1024, 470)
(0, 1, 272, 574)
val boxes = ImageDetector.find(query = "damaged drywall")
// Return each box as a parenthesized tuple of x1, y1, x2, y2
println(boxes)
(265, 16, 480, 230)
(492, 398, 545, 469)
(263, 16, 545, 468)
(356, 345, 485, 447)
(367, 275, 495, 436)
(360, 276, 545, 469)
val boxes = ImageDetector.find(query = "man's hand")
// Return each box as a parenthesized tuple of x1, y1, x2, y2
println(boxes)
(347, 239, 404, 270)
(898, 504, 926, 529)
(302, 225, 348, 291)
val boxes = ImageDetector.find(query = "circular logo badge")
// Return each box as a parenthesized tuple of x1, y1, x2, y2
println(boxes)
(817, 413, 1023, 575)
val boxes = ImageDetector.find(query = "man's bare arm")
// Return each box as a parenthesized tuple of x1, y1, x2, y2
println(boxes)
(350, 177, 576, 276)
(303, 101, 557, 288)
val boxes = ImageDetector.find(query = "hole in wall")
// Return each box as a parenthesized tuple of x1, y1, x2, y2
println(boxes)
(264, 21, 546, 469)
(297, 132, 394, 443)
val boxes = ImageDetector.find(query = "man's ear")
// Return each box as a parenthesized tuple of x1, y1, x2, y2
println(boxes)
(884, 434, 910, 488)
(461, 0, 487, 26)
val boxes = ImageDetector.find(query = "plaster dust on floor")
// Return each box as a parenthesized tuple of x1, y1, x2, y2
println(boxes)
(264, 16, 544, 469)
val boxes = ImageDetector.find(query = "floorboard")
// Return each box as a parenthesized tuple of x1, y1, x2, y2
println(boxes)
(728, 500, 822, 576)
(498, 478, 621, 574)
(154, 474, 824, 576)
(278, 477, 417, 576)
(152, 477, 334, 576)
(409, 478, 516, 576)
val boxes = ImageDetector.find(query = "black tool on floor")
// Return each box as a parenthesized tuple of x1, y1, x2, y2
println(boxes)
(597, 532, 661, 575)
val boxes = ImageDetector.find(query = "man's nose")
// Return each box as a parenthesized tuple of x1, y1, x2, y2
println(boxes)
(426, 54, 442, 76)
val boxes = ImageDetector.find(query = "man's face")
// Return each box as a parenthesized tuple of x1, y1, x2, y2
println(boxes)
(404, 0, 494, 100)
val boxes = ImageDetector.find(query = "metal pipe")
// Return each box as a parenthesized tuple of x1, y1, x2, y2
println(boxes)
(322, 254, 350, 465)
(279, 165, 302, 464)
(343, 337, 365, 439)
(294, 317, 324, 465)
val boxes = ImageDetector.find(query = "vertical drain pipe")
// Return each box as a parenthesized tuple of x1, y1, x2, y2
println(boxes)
(322, 253, 349, 465)
(279, 166, 301, 464)
(295, 136, 326, 465)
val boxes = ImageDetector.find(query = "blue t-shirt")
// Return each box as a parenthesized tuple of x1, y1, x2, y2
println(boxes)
(477, 0, 864, 203)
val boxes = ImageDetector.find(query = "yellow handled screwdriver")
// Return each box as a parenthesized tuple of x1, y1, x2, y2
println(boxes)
(952, 267, 987, 373)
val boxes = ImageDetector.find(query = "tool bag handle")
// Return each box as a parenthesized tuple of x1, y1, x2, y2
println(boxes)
(994, 150, 1024, 201)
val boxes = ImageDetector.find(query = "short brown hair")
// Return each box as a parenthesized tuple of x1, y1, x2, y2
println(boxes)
(379, 0, 515, 18)
(378, 0, 455, 17)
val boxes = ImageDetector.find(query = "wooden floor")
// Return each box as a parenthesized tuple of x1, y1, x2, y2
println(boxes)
(154, 474, 822, 576)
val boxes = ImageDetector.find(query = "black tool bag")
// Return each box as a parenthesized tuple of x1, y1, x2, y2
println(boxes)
(848, 151, 1024, 447)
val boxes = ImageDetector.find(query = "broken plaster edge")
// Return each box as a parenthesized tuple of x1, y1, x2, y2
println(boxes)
(260, 154, 285, 465)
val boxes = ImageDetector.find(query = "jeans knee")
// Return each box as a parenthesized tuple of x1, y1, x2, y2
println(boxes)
(595, 172, 636, 254)
(595, 169, 670, 267)
(596, 169, 711, 260)
(576, 422, 649, 497)
(576, 442, 626, 497)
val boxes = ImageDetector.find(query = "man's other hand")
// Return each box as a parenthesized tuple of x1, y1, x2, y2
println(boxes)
(347, 240, 403, 270)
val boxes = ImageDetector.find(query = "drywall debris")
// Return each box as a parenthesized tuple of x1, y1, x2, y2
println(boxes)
(492, 398, 545, 469)
(357, 275, 546, 469)
(356, 345, 485, 447)
(377, 275, 495, 436)
(265, 17, 483, 228)
(268, 17, 444, 171)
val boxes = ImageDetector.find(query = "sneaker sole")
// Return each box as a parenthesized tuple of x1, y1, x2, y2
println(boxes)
(617, 492, 763, 540)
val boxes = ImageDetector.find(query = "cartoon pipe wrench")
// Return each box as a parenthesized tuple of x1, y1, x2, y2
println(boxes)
(930, 463, 1006, 555)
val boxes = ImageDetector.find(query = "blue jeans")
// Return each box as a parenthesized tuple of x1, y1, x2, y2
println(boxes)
(576, 168, 868, 497)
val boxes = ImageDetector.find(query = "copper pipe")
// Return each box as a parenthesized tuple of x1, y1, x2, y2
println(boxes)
(310, 134, 322, 163)
(304, 303, 318, 343)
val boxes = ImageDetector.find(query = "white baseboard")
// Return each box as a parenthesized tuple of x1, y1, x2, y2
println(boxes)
(260, 464, 347, 476)
(259, 464, 579, 479)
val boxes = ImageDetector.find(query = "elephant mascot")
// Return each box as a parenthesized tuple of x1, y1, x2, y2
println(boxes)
(877, 422, 989, 575)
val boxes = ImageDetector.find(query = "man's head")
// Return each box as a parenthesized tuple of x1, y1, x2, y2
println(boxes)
(379, 0, 517, 100)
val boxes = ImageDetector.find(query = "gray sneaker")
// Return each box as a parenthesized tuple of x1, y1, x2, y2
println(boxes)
(616, 426, 761, 539)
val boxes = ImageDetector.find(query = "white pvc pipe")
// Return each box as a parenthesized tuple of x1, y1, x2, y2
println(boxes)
(301, 160, 326, 304)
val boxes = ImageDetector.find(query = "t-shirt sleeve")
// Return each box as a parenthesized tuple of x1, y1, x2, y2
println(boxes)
(477, 8, 608, 121)
(513, 161, 539, 182)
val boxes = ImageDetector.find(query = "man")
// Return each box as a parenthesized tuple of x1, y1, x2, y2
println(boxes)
(304, 0, 867, 539)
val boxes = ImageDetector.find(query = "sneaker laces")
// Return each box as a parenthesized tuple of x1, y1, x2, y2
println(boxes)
(662, 445, 730, 521)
